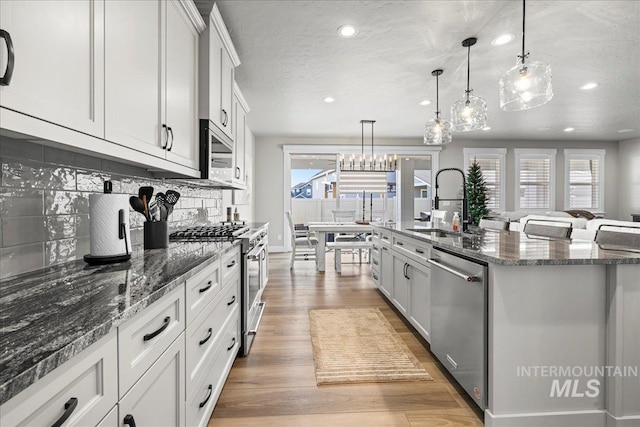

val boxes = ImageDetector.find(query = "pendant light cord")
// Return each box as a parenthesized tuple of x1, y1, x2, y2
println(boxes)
(435, 73, 440, 118)
(466, 44, 471, 101)
(520, 0, 527, 64)
(361, 120, 364, 160)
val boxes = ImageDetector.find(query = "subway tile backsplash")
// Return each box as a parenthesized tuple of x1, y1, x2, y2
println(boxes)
(0, 137, 224, 279)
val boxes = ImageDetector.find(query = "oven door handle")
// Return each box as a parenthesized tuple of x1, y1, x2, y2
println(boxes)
(247, 242, 266, 259)
(247, 302, 266, 335)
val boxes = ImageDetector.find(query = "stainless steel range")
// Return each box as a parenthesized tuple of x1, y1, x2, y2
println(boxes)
(170, 222, 269, 356)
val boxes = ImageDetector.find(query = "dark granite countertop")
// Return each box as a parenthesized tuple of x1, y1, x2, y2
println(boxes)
(377, 222, 640, 265)
(0, 240, 239, 405)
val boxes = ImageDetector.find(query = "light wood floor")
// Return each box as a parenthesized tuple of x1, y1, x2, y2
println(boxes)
(209, 253, 484, 426)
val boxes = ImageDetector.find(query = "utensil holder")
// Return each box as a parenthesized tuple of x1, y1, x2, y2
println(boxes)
(144, 221, 168, 249)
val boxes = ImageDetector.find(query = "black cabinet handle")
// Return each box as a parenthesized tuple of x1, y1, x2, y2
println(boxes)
(227, 336, 236, 351)
(415, 248, 425, 254)
(373, 273, 378, 280)
(199, 384, 213, 409)
(221, 109, 228, 127)
(143, 316, 170, 341)
(162, 124, 169, 149)
(383, 247, 388, 251)
(199, 280, 212, 293)
(51, 397, 77, 427)
(123, 414, 137, 427)
(0, 30, 15, 86)
(235, 167, 240, 179)
(199, 327, 213, 346)
(227, 295, 236, 306)
(403, 263, 409, 279)
(373, 260, 379, 265)
(397, 241, 404, 246)
(167, 126, 174, 151)
(226, 260, 236, 268)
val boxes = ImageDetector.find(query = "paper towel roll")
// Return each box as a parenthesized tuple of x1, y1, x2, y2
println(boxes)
(89, 194, 131, 257)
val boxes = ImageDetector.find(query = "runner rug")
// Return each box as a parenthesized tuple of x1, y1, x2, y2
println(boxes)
(309, 307, 432, 385)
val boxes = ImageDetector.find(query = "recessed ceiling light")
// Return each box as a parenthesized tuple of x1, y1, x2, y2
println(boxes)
(482, 126, 491, 131)
(564, 127, 575, 132)
(617, 128, 634, 133)
(338, 25, 357, 38)
(419, 99, 431, 106)
(491, 34, 515, 46)
(323, 97, 335, 103)
(580, 82, 599, 90)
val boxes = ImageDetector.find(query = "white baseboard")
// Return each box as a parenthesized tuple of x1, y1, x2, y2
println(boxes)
(485, 409, 606, 427)
(607, 413, 640, 427)
(268, 245, 286, 253)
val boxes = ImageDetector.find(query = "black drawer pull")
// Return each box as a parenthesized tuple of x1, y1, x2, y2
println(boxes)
(226, 260, 236, 268)
(199, 384, 213, 408)
(227, 295, 236, 305)
(373, 260, 379, 265)
(199, 328, 213, 346)
(199, 280, 213, 293)
(143, 316, 170, 341)
(415, 248, 425, 254)
(382, 236, 389, 240)
(373, 274, 378, 280)
(167, 126, 174, 151)
(383, 247, 388, 251)
(396, 241, 404, 246)
(51, 397, 77, 427)
(123, 414, 137, 427)
(227, 337, 236, 351)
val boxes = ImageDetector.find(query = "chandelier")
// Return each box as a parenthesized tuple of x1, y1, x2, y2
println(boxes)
(339, 120, 397, 171)
(451, 37, 487, 131)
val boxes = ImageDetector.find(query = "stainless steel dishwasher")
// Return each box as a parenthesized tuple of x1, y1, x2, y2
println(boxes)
(429, 246, 488, 409)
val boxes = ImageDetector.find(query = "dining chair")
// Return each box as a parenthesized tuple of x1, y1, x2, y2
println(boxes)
(331, 210, 364, 264)
(286, 211, 317, 270)
(523, 219, 572, 239)
(595, 224, 640, 252)
(479, 217, 510, 231)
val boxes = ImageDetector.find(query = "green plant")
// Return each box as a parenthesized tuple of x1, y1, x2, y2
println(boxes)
(466, 159, 490, 226)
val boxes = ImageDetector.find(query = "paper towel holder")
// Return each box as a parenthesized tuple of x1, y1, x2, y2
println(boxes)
(84, 207, 132, 265)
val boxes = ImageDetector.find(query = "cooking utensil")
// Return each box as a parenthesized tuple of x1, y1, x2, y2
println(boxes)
(164, 190, 180, 219)
(156, 192, 168, 221)
(129, 196, 146, 218)
(138, 186, 154, 220)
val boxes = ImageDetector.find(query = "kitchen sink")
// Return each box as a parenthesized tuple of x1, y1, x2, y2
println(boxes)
(408, 229, 463, 238)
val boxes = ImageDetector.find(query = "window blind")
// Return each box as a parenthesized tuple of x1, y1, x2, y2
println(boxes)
(518, 157, 551, 209)
(469, 157, 501, 210)
(339, 171, 387, 193)
(568, 158, 600, 209)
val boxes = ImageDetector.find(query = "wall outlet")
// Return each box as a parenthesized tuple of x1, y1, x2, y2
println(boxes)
(277, 234, 282, 241)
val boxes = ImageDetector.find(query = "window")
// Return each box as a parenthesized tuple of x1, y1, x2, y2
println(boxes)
(463, 148, 506, 212)
(564, 149, 605, 212)
(514, 149, 557, 211)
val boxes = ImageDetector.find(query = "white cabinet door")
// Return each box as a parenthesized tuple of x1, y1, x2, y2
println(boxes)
(220, 50, 234, 139)
(408, 260, 431, 343)
(392, 255, 409, 315)
(379, 246, 393, 298)
(233, 95, 246, 182)
(104, 0, 166, 159)
(119, 334, 185, 427)
(165, 0, 198, 170)
(0, 0, 105, 138)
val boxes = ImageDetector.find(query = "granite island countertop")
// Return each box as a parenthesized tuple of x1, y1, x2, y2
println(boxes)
(0, 239, 239, 405)
(377, 222, 640, 265)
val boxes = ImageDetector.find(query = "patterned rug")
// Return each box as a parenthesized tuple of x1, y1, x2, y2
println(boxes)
(309, 308, 432, 385)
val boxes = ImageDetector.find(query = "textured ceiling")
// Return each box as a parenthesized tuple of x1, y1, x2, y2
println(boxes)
(205, 1, 639, 141)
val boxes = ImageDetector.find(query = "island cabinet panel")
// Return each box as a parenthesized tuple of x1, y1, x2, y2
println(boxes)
(96, 405, 118, 427)
(379, 245, 393, 297)
(408, 259, 431, 343)
(0, 0, 105, 138)
(221, 246, 241, 284)
(0, 331, 117, 427)
(392, 255, 410, 316)
(118, 284, 185, 398)
(119, 333, 186, 427)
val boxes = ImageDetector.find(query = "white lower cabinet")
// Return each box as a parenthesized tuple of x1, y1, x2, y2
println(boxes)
(96, 405, 118, 427)
(379, 245, 393, 298)
(119, 333, 186, 427)
(0, 331, 118, 427)
(392, 255, 410, 316)
(407, 259, 431, 343)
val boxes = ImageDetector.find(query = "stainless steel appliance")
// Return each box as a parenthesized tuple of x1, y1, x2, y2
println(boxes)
(429, 247, 487, 409)
(169, 222, 269, 356)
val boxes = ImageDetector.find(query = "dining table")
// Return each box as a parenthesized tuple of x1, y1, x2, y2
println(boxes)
(307, 222, 375, 272)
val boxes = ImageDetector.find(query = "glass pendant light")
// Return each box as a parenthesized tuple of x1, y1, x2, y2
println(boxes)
(452, 37, 487, 131)
(499, 0, 553, 111)
(424, 69, 453, 145)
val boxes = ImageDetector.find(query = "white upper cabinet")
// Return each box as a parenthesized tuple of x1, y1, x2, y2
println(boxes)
(0, 0, 105, 138)
(105, 0, 204, 171)
(199, 4, 240, 145)
(165, 0, 200, 170)
(104, 0, 165, 158)
(233, 83, 250, 184)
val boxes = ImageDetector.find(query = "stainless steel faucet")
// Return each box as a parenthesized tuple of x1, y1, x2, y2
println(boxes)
(434, 168, 469, 233)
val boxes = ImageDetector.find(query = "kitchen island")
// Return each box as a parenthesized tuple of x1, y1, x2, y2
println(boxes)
(373, 223, 640, 427)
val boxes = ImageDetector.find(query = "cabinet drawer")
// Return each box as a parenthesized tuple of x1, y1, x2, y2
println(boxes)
(186, 258, 222, 326)
(371, 269, 380, 287)
(186, 284, 239, 399)
(186, 310, 240, 427)
(371, 253, 381, 269)
(393, 235, 430, 266)
(0, 331, 117, 427)
(221, 246, 241, 286)
(118, 284, 185, 397)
